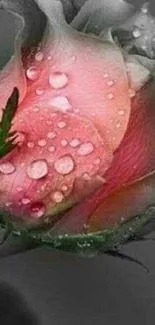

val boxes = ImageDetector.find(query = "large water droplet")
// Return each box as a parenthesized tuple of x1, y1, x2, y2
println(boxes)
(49, 72, 68, 89)
(27, 159, 48, 180)
(52, 191, 64, 203)
(77, 142, 94, 156)
(54, 155, 75, 175)
(50, 96, 72, 112)
(0, 162, 15, 174)
(26, 66, 39, 81)
(30, 202, 45, 218)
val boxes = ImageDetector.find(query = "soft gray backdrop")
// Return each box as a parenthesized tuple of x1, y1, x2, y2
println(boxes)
(0, 1, 155, 324)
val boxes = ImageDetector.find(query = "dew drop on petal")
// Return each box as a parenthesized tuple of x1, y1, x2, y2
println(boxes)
(50, 96, 72, 112)
(49, 72, 68, 89)
(54, 155, 75, 175)
(27, 160, 48, 180)
(118, 109, 125, 116)
(27, 142, 35, 149)
(0, 162, 15, 174)
(35, 51, 44, 62)
(30, 202, 45, 218)
(15, 132, 26, 147)
(107, 93, 114, 99)
(21, 197, 31, 205)
(36, 88, 44, 95)
(47, 132, 56, 139)
(48, 146, 56, 153)
(77, 142, 94, 156)
(37, 139, 47, 147)
(57, 121, 67, 129)
(26, 67, 39, 81)
(107, 80, 114, 86)
(52, 191, 64, 203)
(61, 185, 68, 192)
(70, 139, 80, 148)
(103, 73, 109, 78)
(61, 139, 68, 147)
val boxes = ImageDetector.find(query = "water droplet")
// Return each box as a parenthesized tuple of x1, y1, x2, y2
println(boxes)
(36, 88, 44, 95)
(118, 109, 125, 116)
(17, 186, 23, 192)
(107, 80, 114, 86)
(61, 185, 68, 192)
(77, 142, 94, 156)
(5, 201, 12, 207)
(103, 73, 109, 78)
(27, 142, 35, 149)
(82, 173, 91, 181)
(128, 88, 136, 98)
(27, 159, 48, 179)
(47, 55, 52, 60)
(132, 28, 141, 38)
(30, 202, 45, 218)
(93, 158, 101, 165)
(96, 175, 106, 184)
(47, 132, 56, 139)
(116, 122, 121, 128)
(54, 155, 75, 175)
(50, 96, 71, 112)
(107, 93, 114, 99)
(57, 121, 67, 129)
(37, 139, 47, 147)
(69, 139, 80, 148)
(32, 106, 40, 112)
(21, 197, 31, 205)
(71, 55, 76, 61)
(74, 108, 80, 113)
(61, 139, 68, 147)
(141, 4, 148, 14)
(16, 132, 26, 147)
(49, 72, 68, 89)
(26, 66, 39, 81)
(0, 162, 15, 174)
(35, 51, 44, 62)
(48, 146, 55, 153)
(52, 191, 64, 203)
(76, 242, 98, 258)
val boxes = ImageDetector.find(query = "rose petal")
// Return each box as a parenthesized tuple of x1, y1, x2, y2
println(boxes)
(0, 0, 46, 48)
(0, 11, 26, 110)
(89, 171, 155, 232)
(71, 0, 134, 34)
(0, 105, 112, 222)
(51, 78, 155, 234)
(23, 0, 131, 152)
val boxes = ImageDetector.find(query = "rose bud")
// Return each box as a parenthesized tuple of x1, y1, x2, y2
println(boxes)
(0, 0, 154, 257)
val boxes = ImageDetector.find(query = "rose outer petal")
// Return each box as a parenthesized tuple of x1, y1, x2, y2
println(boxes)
(51, 79, 155, 235)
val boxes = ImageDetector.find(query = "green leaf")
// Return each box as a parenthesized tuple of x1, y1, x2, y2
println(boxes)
(0, 88, 19, 158)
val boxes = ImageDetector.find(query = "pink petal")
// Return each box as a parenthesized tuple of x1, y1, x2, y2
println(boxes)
(0, 105, 112, 223)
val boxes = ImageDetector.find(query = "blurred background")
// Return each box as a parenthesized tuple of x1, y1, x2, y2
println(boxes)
(0, 0, 155, 324)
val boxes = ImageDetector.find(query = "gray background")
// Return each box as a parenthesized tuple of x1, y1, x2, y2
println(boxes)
(0, 0, 155, 324)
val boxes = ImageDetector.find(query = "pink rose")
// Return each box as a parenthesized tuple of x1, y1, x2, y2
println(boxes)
(0, 0, 155, 254)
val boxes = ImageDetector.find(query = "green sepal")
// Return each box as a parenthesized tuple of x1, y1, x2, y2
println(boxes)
(0, 206, 154, 257)
(0, 88, 19, 159)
